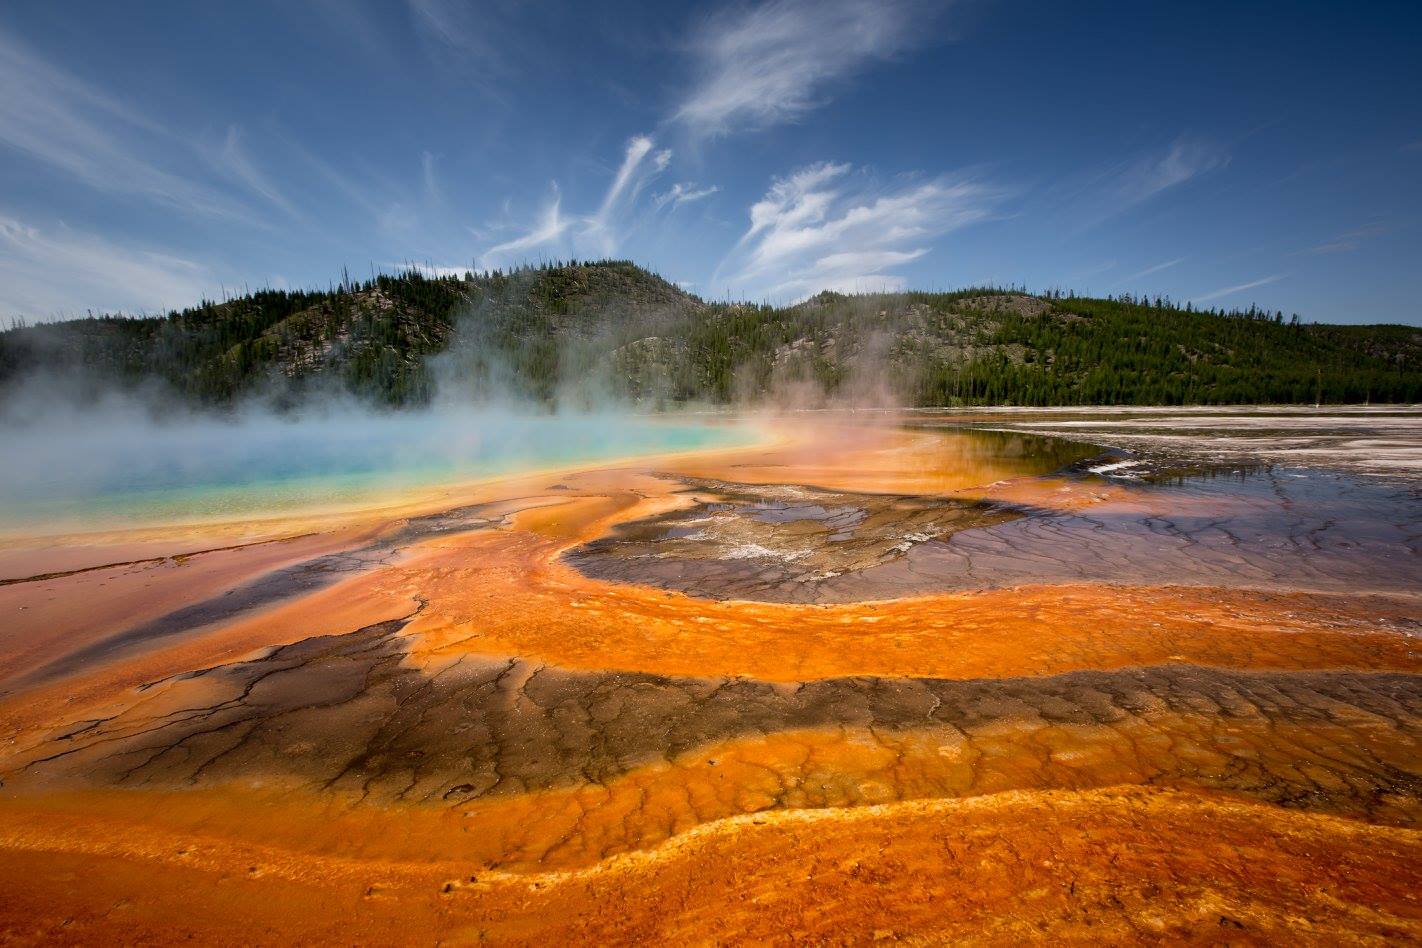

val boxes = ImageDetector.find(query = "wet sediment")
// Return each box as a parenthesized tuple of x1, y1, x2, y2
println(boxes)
(565, 468, 1422, 602)
(16, 498, 547, 686)
(565, 476, 1030, 602)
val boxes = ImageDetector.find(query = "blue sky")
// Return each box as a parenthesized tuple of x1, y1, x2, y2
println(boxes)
(1, 0, 1419, 324)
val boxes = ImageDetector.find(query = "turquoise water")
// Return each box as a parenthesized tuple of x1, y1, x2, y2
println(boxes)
(0, 410, 748, 535)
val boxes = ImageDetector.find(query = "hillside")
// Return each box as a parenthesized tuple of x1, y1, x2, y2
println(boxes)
(2, 260, 1419, 408)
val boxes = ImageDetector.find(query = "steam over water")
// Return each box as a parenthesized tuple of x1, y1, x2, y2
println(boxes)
(0, 406, 748, 534)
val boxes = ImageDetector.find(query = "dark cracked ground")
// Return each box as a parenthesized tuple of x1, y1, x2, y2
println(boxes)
(9, 609, 1419, 860)
(0, 415, 1419, 943)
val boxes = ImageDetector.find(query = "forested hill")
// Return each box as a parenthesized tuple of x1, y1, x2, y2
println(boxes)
(2, 260, 1418, 408)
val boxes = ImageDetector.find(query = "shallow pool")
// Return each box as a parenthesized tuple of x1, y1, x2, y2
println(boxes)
(0, 409, 750, 535)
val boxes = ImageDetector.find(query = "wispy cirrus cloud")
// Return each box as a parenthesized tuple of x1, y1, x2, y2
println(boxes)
(479, 134, 673, 265)
(674, 0, 944, 139)
(1296, 222, 1391, 255)
(406, 0, 518, 69)
(1047, 136, 1232, 231)
(0, 28, 257, 222)
(210, 125, 300, 218)
(1194, 274, 1283, 304)
(0, 214, 214, 320)
(278, 129, 397, 224)
(421, 151, 441, 202)
(1111, 256, 1185, 287)
(1117, 138, 1230, 206)
(478, 182, 572, 267)
(715, 160, 994, 300)
(584, 135, 671, 254)
(654, 182, 721, 209)
(406, 0, 550, 96)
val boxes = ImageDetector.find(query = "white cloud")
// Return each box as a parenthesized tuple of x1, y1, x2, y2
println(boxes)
(1297, 223, 1390, 255)
(0, 214, 214, 321)
(478, 183, 571, 267)
(477, 135, 671, 263)
(582, 135, 673, 254)
(1118, 138, 1229, 205)
(278, 131, 384, 219)
(674, 0, 940, 138)
(1193, 274, 1283, 303)
(422, 150, 441, 202)
(1113, 256, 1185, 286)
(407, 0, 508, 67)
(1069, 260, 1117, 282)
(212, 125, 299, 217)
(653, 182, 721, 209)
(805, 249, 928, 294)
(1054, 137, 1230, 231)
(0, 27, 253, 221)
(717, 161, 993, 300)
(597, 136, 656, 220)
(405, 0, 539, 94)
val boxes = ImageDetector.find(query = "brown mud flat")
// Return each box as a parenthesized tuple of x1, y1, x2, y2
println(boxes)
(0, 416, 1419, 943)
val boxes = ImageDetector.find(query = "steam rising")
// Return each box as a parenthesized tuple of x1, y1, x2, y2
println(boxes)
(0, 267, 917, 537)
(0, 386, 742, 536)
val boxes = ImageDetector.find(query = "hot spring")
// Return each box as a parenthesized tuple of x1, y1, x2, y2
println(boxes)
(0, 407, 752, 535)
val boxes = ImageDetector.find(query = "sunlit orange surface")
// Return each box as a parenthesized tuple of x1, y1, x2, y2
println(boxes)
(0, 413, 1418, 944)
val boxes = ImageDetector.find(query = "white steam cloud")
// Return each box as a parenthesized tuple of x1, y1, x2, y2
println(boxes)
(0, 376, 740, 538)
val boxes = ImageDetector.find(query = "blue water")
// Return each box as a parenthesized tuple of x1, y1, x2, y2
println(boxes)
(0, 410, 749, 535)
